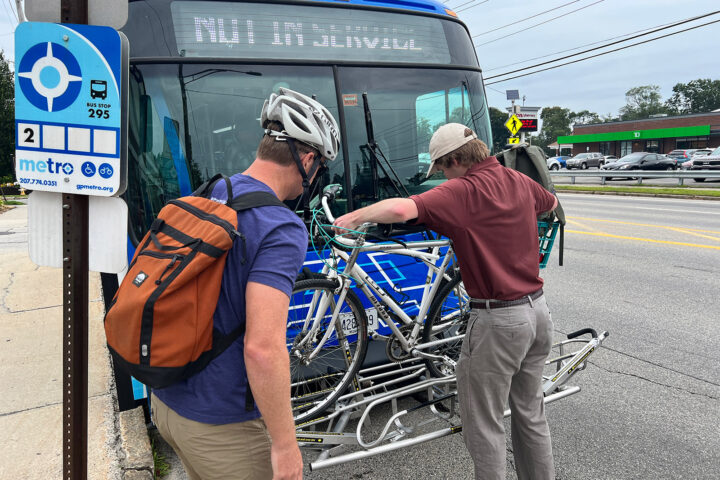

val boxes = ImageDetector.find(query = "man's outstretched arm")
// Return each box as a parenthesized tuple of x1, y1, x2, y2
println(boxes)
(333, 198, 418, 233)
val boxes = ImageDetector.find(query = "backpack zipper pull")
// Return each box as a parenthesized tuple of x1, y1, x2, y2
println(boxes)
(234, 232, 247, 265)
(156, 254, 182, 285)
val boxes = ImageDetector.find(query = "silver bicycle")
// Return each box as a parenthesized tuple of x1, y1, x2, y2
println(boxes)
(287, 185, 470, 423)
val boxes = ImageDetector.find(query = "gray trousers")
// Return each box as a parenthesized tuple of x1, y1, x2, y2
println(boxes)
(457, 295, 555, 480)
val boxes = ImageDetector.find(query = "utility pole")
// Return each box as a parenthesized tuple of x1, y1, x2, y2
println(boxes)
(60, 3, 90, 480)
(15, 0, 26, 22)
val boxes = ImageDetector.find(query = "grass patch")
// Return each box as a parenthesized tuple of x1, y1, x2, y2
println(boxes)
(0, 200, 24, 206)
(151, 438, 170, 479)
(555, 185, 720, 197)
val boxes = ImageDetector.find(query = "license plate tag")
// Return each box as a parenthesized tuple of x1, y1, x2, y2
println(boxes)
(340, 307, 377, 335)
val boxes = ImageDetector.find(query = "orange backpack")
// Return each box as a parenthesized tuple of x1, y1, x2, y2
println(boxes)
(104, 174, 287, 388)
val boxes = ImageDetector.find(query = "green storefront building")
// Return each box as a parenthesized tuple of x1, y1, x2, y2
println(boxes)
(558, 111, 720, 157)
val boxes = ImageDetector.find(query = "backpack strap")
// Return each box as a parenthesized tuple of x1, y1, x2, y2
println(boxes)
(193, 173, 233, 199)
(228, 191, 289, 212)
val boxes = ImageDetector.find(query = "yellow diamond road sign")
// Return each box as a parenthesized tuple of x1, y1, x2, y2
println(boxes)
(508, 137, 520, 144)
(505, 114, 522, 136)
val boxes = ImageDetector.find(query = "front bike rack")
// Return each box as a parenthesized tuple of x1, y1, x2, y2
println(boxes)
(297, 328, 609, 471)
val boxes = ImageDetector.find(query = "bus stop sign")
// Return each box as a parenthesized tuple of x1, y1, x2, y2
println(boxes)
(15, 22, 127, 196)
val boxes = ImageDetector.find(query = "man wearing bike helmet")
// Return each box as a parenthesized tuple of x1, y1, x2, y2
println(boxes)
(151, 88, 340, 480)
(334, 123, 557, 480)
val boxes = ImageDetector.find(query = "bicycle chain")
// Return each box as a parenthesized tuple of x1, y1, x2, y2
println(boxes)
(385, 324, 415, 362)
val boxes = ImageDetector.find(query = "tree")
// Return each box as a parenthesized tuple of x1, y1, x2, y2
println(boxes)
(571, 110, 600, 126)
(665, 79, 720, 115)
(488, 106, 508, 153)
(618, 85, 668, 120)
(530, 106, 571, 155)
(0, 50, 13, 183)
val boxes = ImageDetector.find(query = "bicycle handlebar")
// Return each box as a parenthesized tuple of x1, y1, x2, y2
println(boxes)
(319, 185, 410, 249)
(323, 184, 342, 202)
(566, 328, 598, 339)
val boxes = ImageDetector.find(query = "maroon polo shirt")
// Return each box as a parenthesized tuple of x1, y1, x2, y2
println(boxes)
(410, 156, 556, 301)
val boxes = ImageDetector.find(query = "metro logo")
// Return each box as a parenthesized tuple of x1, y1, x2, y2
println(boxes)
(18, 158, 74, 175)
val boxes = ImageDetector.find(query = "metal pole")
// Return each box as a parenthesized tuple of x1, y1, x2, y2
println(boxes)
(60, 4, 89, 480)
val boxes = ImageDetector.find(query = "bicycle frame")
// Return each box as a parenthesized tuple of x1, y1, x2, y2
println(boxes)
(297, 233, 459, 361)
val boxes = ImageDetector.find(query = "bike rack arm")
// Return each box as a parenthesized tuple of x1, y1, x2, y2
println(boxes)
(309, 384, 581, 471)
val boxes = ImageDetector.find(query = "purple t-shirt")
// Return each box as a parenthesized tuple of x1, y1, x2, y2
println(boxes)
(152, 174, 308, 424)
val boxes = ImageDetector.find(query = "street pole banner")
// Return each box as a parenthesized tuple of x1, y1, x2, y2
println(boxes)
(15, 22, 125, 197)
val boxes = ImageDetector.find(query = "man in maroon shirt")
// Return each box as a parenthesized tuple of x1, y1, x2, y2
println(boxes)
(334, 123, 558, 479)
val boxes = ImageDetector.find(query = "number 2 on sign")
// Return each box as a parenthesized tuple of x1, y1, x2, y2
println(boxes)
(88, 109, 110, 119)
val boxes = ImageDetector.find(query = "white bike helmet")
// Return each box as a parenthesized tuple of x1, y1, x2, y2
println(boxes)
(260, 88, 341, 161)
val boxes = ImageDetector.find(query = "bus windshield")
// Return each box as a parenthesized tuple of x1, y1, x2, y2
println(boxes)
(123, 1, 490, 243)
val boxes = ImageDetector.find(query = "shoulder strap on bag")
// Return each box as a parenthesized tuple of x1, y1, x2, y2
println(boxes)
(228, 191, 290, 212)
(193, 173, 233, 199)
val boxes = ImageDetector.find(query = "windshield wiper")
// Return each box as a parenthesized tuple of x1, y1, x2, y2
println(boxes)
(361, 92, 409, 199)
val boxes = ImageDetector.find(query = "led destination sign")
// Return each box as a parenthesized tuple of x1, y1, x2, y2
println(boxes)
(171, 2, 452, 63)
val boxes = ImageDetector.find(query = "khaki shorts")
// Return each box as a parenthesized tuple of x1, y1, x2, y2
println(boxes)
(151, 393, 273, 480)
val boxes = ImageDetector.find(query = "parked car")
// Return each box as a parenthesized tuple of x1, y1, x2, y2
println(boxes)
(601, 152, 676, 179)
(546, 156, 570, 170)
(566, 152, 604, 169)
(602, 155, 618, 165)
(689, 145, 720, 182)
(679, 149, 710, 169)
(666, 149, 698, 166)
(691, 148, 713, 158)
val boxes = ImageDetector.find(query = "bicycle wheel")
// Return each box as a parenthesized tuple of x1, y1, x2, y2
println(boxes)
(422, 275, 470, 378)
(287, 278, 368, 423)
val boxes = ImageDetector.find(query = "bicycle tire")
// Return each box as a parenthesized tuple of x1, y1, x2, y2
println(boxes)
(287, 278, 369, 423)
(422, 274, 470, 378)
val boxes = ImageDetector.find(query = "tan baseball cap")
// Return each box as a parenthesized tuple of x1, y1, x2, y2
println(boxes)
(426, 123, 478, 178)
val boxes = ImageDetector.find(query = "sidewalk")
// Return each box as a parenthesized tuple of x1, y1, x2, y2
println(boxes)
(0, 205, 154, 479)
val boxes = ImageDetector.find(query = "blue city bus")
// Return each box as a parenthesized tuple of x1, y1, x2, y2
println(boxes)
(111, 0, 493, 408)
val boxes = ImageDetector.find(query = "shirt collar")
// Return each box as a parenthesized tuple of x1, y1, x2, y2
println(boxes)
(465, 156, 499, 175)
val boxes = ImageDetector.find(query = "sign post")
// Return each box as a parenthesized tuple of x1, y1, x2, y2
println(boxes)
(15, 1, 127, 477)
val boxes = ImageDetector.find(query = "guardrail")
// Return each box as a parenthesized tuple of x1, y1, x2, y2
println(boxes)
(549, 170, 720, 186)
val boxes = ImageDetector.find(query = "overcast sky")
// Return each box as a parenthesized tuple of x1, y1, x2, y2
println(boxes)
(460, 0, 720, 116)
(1, 0, 718, 117)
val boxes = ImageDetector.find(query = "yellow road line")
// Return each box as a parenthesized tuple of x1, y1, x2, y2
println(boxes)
(565, 218, 603, 233)
(665, 227, 720, 243)
(566, 216, 720, 235)
(565, 229, 720, 250)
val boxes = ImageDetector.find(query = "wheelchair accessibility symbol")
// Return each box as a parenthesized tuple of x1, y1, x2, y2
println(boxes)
(18, 42, 82, 113)
(81, 162, 96, 177)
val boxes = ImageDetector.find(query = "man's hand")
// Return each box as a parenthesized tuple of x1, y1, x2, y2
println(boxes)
(333, 210, 363, 234)
(271, 442, 303, 480)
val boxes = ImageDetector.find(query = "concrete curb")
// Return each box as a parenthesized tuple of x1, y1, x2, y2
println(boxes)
(117, 407, 155, 480)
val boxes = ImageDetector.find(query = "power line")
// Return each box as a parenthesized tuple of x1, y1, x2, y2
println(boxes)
(486, 17, 720, 85)
(450, 0, 478, 11)
(455, 0, 490, 14)
(3, 0, 17, 22)
(0, 0, 13, 24)
(483, 18, 684, 73)
(471, 0, 581, 38)
(475, 0, 605, 48)
(485, 11, 720, 80)
(8, 0, 17, 22)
